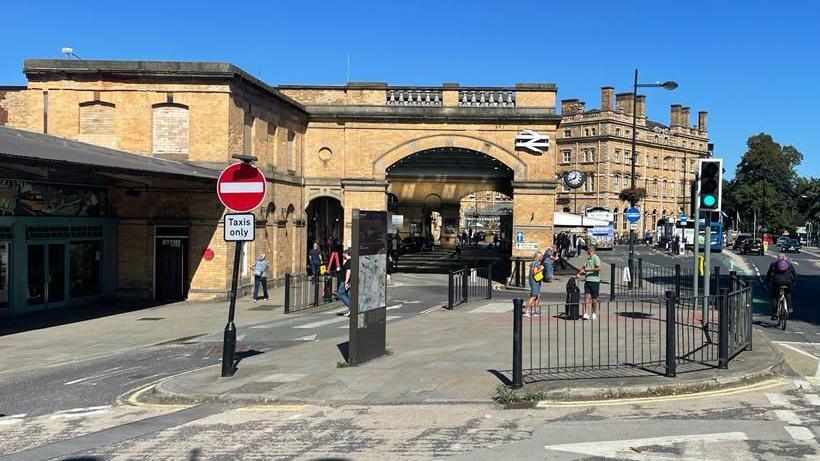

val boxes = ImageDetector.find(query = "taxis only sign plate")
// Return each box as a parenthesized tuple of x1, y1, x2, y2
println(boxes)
(224, 213, 255, 241)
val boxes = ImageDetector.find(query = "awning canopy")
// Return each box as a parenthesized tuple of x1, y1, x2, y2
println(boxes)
(554, 211, 610, 228)
(0, 126, 219, 180)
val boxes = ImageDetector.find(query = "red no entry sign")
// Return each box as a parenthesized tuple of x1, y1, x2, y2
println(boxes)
(216, 163, 266, 212)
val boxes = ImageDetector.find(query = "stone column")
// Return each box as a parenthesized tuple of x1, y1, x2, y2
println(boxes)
(341, 179, 387, 248)
(511, 181, 558, 259)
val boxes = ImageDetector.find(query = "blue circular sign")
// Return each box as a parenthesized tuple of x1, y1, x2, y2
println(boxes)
(679, 214, 689, 223)
(625, 207, 641, 223)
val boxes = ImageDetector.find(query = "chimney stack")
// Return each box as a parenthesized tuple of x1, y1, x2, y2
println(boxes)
(635, 95, 646, 119)
(561, 99, 585, 115)
(615, 93, 634, 115)
(601, 86, 614, 111)
(698, 111, 708, 132)
(681, 107, 691, 128)
(670, 104, 682, 126)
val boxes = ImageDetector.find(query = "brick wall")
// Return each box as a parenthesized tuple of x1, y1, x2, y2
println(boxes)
(0, 88, 26, 126)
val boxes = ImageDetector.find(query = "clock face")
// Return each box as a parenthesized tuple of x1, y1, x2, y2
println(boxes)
(565, 170, 585, 189)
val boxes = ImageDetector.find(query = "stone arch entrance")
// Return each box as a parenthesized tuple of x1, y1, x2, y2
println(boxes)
(306, 196, 343, 253)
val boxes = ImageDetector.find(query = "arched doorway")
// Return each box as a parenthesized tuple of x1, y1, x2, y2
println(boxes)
(306, 197, 343, 253)
(384, 146, 515, 274)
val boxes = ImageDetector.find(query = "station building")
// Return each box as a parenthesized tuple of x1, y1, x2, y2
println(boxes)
(0, 59, 708, 317)
(0, 59, 562, 315)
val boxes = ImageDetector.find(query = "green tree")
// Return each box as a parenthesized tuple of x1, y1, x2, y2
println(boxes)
(725, 133, 803, 234)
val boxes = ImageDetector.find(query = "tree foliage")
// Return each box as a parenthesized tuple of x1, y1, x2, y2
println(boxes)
(724, 133, 803, 234)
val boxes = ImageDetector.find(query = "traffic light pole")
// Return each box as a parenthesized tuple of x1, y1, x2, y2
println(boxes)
(702, 213, 711, 328)
(692, 184, 700, 301)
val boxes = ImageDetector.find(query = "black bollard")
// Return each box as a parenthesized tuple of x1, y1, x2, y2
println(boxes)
(512, 298, 524, 389)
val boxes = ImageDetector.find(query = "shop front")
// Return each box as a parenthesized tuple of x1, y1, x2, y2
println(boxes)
(0, 179, 116, 317)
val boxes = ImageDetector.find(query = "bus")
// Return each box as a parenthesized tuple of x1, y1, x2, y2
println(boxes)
(682, 220, 723, 252)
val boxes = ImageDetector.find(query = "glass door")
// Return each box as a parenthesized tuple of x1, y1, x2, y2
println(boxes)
(0, 242, 9, 310)
(27, 242, 66, 307)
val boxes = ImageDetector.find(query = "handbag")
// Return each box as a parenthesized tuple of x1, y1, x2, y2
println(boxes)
(320, 265, 326, 275)
(533, 270, 544, 282)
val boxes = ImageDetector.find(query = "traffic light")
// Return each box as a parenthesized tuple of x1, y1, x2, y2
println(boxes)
(697, 158, 722, 212)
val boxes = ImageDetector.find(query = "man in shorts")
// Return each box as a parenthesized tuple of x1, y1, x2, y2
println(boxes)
(576, 244, 601, 320)
(526, 252, 543, 317)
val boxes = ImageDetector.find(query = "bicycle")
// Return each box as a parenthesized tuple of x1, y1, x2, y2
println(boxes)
(775, 286, 790, 330)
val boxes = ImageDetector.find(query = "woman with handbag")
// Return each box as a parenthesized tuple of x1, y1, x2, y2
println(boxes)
(526, 252, 544, 317)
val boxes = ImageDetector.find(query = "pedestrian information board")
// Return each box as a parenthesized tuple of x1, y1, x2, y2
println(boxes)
(224, 213, 255, 241)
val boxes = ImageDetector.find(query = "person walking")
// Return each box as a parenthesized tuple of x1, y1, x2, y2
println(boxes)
(337, 249, 353, 316)
(308, 242, 323, 277)
(542, 248, 556, 282)
(251, 253, 269, 301)
(526, 252, 544, 317)
(576, 244, 602, 320)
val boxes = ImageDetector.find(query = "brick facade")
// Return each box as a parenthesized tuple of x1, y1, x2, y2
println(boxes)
(556, 86, 710, 235)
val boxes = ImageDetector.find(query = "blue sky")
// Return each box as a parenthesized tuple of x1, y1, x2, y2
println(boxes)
(1, 0, 818, 178)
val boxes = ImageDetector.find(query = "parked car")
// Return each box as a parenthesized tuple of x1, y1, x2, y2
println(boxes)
(741, 238, 764, 255)
(780, 238, 801, 253)
(776, 236, 790, 246)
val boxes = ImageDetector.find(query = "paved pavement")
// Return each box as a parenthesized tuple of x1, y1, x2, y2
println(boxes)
(1, 247, 819, 460)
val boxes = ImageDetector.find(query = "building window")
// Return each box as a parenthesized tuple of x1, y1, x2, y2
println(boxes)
(591, 128, 596, 136)
(564, 129, 571, 138)
(69, 241, 102, 298)
(653, 156, 659, 167)
(615, 128, 622, 137)
(613, 175, 620, 190)
(661, 180, 667, 196)
(78, 101, 116, 149)
(613, 149, 620, 163)
(589, 148, 596, 162)
(652, 179, 658, 195)
(626, 130, 631, 138)
(663, 158, 668, 170)
(152, 103, 189, 159)
(287, 130, 296, 172)
(562, 150, 572, 164)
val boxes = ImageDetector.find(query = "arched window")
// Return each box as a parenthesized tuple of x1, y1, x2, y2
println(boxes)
(152, 103, 189, 159)
(79, 101, 116, 148)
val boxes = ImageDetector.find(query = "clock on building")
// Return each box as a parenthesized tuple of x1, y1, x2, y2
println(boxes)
(563, 170, 586, 189)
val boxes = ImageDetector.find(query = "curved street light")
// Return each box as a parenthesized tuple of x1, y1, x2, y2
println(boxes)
(627, 70, 678, 288)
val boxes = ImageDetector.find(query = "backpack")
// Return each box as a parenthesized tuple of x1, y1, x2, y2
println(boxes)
(776, 259, 790, 272)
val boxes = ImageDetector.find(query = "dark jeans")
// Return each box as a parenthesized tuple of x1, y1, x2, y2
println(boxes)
(310, 261, 321, 277)
(253, 275, 268, 300)
(337, 281, 350, 307)
(771, 284, 792, 315)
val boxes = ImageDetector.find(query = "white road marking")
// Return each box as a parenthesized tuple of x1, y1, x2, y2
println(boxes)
(420, 306, 441, 314)
(784, 425, 815, 440)
(0, 413, 26, 426)
(50, 405, 112, 420)
(63, 366, 143, 385)
(773, 410, 802, 425)
(774, 342, 820, 360)
(804, 394, 820, 406)
(386, 304, 403, 310)
(294, 317, 348, 329)
(337, 315, 401, 328)
(469, 302, 511, 313)
(544, 432, 748, 457)
(293, 334, 317, 341)
(765, 393, 788, 406)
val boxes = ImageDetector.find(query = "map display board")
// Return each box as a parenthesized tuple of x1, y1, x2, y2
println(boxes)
(349, 209, 388, 366)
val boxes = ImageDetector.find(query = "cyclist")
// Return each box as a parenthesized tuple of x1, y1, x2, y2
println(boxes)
(766, 254, 797, 320)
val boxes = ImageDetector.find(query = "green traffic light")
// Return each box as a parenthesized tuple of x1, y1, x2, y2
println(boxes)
(702, 194, 716, 207)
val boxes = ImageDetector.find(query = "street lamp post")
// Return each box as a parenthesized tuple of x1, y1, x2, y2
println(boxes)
(627, 69, 678, 286)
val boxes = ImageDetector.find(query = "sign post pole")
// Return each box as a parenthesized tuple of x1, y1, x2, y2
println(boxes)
(217, 154, 265, 378)
(221, 240, 242, 377)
